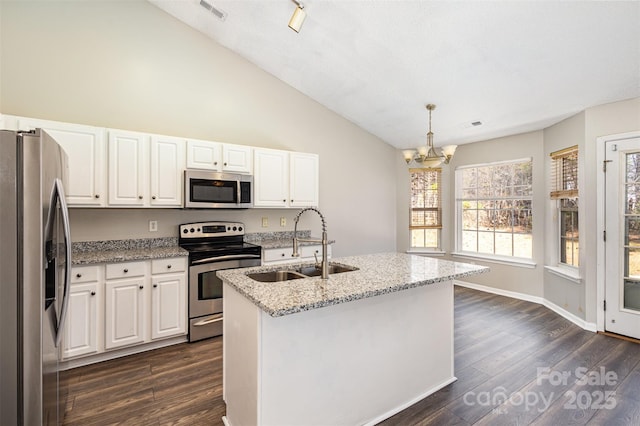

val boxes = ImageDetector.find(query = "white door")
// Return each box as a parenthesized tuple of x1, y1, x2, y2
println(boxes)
(290, 152, 319, 207)
(253, 148, 289, 207)
(108, 130, 147, 206)
(105, 278, 146, 349)
(151, 273, 186, 340)
(186, 139, 221, 171)
(62, 282, 98, 358)
(605, 137, 640, 339)
(150, 135, 185, 207)
(222, 143, 253, 174)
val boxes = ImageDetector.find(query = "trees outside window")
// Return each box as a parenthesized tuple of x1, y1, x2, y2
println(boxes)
(410, 168, 441, 249)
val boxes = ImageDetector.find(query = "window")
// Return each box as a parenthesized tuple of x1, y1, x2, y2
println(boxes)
(410, 168, 441, 248)
(456, 159, 533, 259)
(551, 146, 579, 267)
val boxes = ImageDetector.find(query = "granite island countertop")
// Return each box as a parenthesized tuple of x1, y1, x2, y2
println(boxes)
(217, 252, 489, 317)
(245, 230, 335, 249)
(71, 237, 188, 265)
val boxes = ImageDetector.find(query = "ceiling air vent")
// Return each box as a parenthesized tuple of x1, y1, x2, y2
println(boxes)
(199, 0, 227, 21)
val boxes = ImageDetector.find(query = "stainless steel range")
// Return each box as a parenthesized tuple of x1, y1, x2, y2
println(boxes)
(179, 221, 261, 342)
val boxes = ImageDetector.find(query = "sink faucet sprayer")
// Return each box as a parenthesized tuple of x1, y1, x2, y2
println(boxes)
(292, 207, 329, 279)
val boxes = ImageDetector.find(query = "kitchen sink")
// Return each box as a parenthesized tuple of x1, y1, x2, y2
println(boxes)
(246, 263, 359, 282)
(295, 263, 359, 277)
(246, 270, 308, 282)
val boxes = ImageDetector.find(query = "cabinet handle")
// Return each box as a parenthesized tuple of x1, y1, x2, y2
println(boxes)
(291, 199, 294, 203)
(139, 285, 144, 290)
(138, 195, 143, 199)
(95, 194, 100, 199)
(153, 284, 158, 288)
(90, 291, 96, 296)
(281, 253, 285, 257)
(224, 162, 228, 166)
(214, 161, 218, 165)
(167, 264, 172, 269)
(152, 196, 156, 200)
(283, 199, 286, 203)
(124, 268, 129, 273)
(76, 273, 82, 278)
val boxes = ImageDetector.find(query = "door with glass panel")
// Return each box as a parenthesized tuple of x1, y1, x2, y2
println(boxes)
(605, 138, 640, 339)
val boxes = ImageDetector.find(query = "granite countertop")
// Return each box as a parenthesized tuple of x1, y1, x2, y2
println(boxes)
(245, 230, 335, 250)
(71, 237, 188, 265)
(217, 252, 489, 317)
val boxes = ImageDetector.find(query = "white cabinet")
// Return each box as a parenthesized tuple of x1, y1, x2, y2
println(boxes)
(186, 140, 253, 174)
(262, 244, 331, 265)
(290, 152, 319, 207)
(63, 266, 101, 359)
(18, 118, 107, 206)
(104, 261, 147, 349)
(150, 258, 187, 340)
(254, 148, 289, 207)
(108, 130, 148, 207)
(254, 148, 319, 208)
(150, 135, 185, 207)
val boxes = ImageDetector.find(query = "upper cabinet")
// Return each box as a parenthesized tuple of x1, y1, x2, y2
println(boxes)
(187, 140, 252, 174)
(18, 118, 107, 206)
(254, 148, 319, 208)
(108, 130, 148, 207)
(150, 135, 185, 207)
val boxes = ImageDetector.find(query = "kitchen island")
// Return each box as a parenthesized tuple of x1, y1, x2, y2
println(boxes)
(218, 253, 488, 426)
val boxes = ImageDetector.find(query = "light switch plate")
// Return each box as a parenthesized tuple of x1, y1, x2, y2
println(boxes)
(280, 217, 286, 227)
(261, 217, 269, 227)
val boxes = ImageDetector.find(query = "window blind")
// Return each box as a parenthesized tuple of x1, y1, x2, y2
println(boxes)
(410, 168, 441, 230)
(550, 145, 578, 199)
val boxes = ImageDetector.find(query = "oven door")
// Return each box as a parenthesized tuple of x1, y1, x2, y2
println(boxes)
(188, 256, 260, 341)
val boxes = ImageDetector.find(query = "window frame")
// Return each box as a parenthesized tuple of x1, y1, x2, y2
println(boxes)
(409, 167, 442, 251)
(550, 146, 579, 269)
(454, 158, 534, 264)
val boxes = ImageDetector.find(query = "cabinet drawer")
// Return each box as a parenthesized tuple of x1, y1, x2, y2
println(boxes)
(151, 257, 187, 274)
(300, 245, 332, 259)
(71, 265, 100, 284)
(263, 248, 294, 263)
(105, 261, 145, 280)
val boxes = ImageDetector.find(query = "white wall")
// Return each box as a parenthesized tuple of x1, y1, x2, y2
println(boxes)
(0, 0, 397, 257)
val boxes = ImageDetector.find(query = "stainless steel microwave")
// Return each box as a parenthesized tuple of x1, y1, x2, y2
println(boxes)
(184, 170, 253, 208)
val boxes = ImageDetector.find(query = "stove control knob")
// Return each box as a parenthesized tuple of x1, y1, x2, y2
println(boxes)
(233, 226, 237, 231)
(238, 226, 243, 231)
(190, 228, 195, 233)
(227, 227, 231, 231)
(183, 229, 188, 234)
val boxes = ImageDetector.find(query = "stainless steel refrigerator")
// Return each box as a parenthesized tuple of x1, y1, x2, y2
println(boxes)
(0, 129, 71, 425)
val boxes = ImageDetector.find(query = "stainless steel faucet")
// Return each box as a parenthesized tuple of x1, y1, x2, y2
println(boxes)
(292, 207, 329, 279)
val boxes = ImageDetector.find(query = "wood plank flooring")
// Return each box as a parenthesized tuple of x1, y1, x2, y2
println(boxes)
(62, 286, 640, 425)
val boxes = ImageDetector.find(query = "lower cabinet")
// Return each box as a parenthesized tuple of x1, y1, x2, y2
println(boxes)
(63, 257, 187, 360)
(261, 244, 332, 265)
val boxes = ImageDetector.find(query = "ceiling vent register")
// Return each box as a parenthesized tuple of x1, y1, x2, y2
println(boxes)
(199, 0, 227, 21)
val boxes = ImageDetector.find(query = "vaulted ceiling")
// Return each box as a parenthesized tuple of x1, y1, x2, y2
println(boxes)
(149, 0, 640, 149)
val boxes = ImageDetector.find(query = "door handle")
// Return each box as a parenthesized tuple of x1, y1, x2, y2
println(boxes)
(193, 315, 223, 326)
(53, 179, 72, 347)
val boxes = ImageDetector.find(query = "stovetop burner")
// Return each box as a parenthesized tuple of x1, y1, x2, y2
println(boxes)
(178, 221, 261, 263)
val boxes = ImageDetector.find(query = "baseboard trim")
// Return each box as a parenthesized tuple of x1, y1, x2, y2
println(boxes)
(454, 280, 597, 333)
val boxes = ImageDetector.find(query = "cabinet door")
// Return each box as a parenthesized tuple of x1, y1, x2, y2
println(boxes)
(150, 135, 185, 207)
(105, 277, 147, 349)
(186, 139, 221, 171)
(18, 118, 106, 206)
(108, 130, 147, 206)
(254, 148, 289, 207)
(290, 152, 319, 207)
(151, 273, 186, 340)
(222, 143, 253, 174)
(62, 282, 99, 359)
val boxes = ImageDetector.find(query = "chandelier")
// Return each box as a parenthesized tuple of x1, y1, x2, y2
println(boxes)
(403, 104, 457, 168)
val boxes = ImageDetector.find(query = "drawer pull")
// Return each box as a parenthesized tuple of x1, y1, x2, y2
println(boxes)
(139, 285, 144, 290)
(90, 291, 96, 296)
(138, 195, 143, 199)
(95, 194, 100, 199)
(152, 195, 156, 200)
(76, 273, 82, 278)
(153, 284, 158, 288)
(281, 253, 285, 257)
(124, 269, 129, 273)
(224, 162, 227, 166)
(167, 264, 172, 269)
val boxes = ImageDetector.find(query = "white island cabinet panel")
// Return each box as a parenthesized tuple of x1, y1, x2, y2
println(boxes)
(223, 281, 454, 426)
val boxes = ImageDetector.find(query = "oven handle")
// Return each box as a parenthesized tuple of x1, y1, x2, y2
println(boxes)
(194, 315, 223, 327)
(191, 253, 261, 265)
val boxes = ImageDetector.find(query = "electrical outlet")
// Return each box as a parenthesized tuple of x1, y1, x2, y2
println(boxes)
(149, 220, 158, 232)
(280, 217, 286, 227)
(261, 217, 269, 228)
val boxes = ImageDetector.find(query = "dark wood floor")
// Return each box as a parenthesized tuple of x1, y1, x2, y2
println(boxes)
(63, 286, 640, 425)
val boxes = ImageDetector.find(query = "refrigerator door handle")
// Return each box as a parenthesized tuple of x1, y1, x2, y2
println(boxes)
(54, 178, 72, 347)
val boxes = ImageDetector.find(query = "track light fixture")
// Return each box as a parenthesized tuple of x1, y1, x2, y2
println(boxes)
(288, 0, 306, 33)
